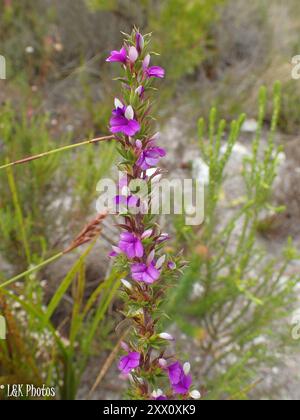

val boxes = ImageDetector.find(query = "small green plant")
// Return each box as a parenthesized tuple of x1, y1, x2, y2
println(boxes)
(165, 83, 300, 399)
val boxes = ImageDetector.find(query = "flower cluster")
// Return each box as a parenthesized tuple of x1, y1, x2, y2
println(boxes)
(106, 29, 200, 400)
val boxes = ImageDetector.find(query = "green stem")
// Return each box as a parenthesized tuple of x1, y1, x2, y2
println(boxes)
(6, 164, 32, 265)
(0, 252, 63, 289)
(0, 135, 115, 170)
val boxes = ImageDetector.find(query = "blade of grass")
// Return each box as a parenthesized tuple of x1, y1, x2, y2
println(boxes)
(0, 252, 63, 289)
(0, 135, 115, 170)
(44, 243, 95, 322)
(6, 163, 31, 265)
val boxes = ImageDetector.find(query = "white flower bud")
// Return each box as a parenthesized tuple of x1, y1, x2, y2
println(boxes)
(114, 98, 123, 109)
(147, 250, 155, 265)
(135, 139, 143, 149)
(141, 229, 153, 240)
(183, 362, 191, 375)
(143, 54, 151, 69)
(156, 255, 166, 269)
(190, 390, 201, 400)
(121, 279, 132, 290)
(125, 105, 134, 120)
(159, 332, 174, 341)
(159, 358, 167, 368)
(135, 86, 144, 96)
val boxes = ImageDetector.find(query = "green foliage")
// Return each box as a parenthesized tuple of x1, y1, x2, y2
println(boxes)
(0, 0, 56, 81)
(150, 0, 224, 81)
(0, 103, 116, 271)
(165, 83, 300, 399)
(0, 104, 63, 268)
(85, 0, 118, 11)
(0, 243, 123, 400)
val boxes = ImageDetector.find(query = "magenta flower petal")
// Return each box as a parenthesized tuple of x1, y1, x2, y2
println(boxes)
(110, 106, 140, 136)
(106, 47, 127, 64)
(118, 351, 140, 374)
(168, 362, 183, 385)
(146, 66, 165, 79)
(134, 240, 144, 258)
(131, 262, 160, 284)
(136, 147, 166, 170)
(118, 233, 144, 259)
(147, 264, 160, 281)
(168, 361, 193, 395)
(172, 375, 192, 395)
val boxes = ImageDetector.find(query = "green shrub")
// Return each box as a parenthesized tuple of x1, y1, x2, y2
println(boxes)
(165, 83, 300, 399)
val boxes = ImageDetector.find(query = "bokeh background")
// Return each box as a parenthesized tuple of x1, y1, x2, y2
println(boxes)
(1, 0, 300, 400)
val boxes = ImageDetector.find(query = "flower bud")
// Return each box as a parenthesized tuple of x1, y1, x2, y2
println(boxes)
(135, 139, 143, 149)
(141, 229, 153, 240)
(125, 105, 134, 120)
(168, 261, 176, 270)
(147, 249, 155, 265)
(136, 32, 145, 52)
(114, 98, 123, 109)
(158, 358, 167, 368)
(121, 279, 132, 290)
(183, 362, 191, 375)
(190, 390, 201, 400)
(135, 85, 144, 97)
(143, 54, 151, 69)
(120, 341, 129, 352)
(159, 332, 174, 341)
(156, 255, 166, 269)
(128, 46, 138, 63)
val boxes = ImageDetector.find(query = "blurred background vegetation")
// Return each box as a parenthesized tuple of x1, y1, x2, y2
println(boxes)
(0, 0, 300, 400)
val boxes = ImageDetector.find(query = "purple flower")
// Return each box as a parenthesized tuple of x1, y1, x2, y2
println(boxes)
(115, 194, 139, 209)
(118, 232, 144, 259)
(118, 351, 141, 374)
(136, 147, 166, 170)
(146, 66, 165, 79)
(168, 362, 192, 395)
(131, 262, 160, 284)
(110, 104, 140, 137)
(106, 47, 127, 64)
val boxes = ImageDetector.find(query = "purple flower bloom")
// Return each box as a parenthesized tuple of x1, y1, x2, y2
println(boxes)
(146, 66, 165, 79)
(168, 362, 192, 395)
(136, 147, 166, 170)
(106, 47, 127, 64)
(110, 104, 140, 137)
(118, 232, 144, 259)
(115, 194, 140, 209)
(131, 262, 160, 284)
(118, 351, 141, 374)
